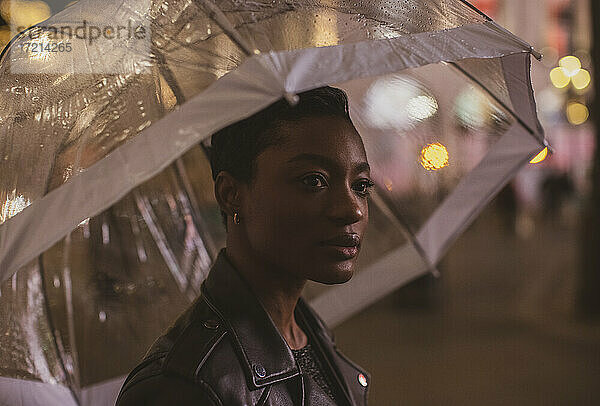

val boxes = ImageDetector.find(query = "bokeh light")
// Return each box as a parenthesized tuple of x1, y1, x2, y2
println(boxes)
(0, 26, 11, 51)
(454, 86, 490, 128)
(529, 147, 548, 164)
(549, 66, 570, 88)
(0, 0, 51, 30)
(406, 95, 438, 121)
(365, 75, 438, 130)
(571, 68, 591, 90)
(565, 101, 589, 125)
(558, 55, 581, 77)
(419, 142, 449, 171)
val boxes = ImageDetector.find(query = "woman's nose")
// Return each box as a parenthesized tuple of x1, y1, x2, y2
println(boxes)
(326, 185, 366, 225)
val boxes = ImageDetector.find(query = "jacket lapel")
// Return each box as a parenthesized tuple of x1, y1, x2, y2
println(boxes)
(202, 248, 300, 389)
(202, 248, 369, 405)
(295, 298, 360, 406)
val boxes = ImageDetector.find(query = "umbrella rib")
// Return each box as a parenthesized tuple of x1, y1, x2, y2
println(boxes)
(154, 50, 186, 105)
(370, 189, 440, 278)
(153, 46, 219, 262)
(457, 0, 493, 21)
(37, 256, 82, 405)
(199, 0, 256, 57)
(32, 93, 82, 402)
(448, 60, 542, 142)
(186, 0, 299, 105)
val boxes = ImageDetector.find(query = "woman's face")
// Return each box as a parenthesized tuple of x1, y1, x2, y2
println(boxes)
(240, 115, 371, 284)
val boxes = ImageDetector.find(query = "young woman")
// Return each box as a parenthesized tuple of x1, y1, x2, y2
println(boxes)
(117, 86, 372, 405)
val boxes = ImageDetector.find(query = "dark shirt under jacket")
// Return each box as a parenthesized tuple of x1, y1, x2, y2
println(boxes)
(116, 248, 370, 405)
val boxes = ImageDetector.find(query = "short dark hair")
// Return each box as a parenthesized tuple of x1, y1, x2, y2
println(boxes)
(207, 86, 352, 229)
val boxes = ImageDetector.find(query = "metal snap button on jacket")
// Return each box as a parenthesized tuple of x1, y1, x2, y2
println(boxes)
(253, 364, 266, 378)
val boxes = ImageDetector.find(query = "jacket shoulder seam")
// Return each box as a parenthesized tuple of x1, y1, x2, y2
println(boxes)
(162, 295, 227, 380)
(118, 351, 169, 398)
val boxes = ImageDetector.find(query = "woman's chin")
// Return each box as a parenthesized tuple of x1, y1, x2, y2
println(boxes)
(310, 263, 355, 285)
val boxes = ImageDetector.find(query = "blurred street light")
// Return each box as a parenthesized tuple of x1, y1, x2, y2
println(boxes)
(0, 0, 51, 30)
(550, 66, 571, 88)
(365, 75, 438, 130)
(559, 55, 582, 76)
(419, 142, 449, 171)
(571, 68, 591, 89)
(566, 101, 589, 125)
(529, 147, 548, 164)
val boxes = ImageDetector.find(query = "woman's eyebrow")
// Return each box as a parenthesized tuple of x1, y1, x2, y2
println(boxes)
(286, 153, 370, 174)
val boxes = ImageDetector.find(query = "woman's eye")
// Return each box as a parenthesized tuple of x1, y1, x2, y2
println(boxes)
(354, 179, 375, 196)
(301, 174, 327, 189)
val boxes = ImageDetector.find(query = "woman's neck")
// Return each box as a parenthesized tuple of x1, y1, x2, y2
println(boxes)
(224, 244, 308, 350)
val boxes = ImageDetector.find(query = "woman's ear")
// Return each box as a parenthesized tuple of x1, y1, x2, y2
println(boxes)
(214, 171, 242, 219)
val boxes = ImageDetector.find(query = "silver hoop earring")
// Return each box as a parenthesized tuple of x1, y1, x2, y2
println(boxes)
(233, 212, 240, 224)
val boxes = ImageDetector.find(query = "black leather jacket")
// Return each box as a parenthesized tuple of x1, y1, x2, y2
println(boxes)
(116, 249, 370, 405)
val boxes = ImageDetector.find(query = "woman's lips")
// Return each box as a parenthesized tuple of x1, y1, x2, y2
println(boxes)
(322, 245, 359, 259)
(319, 234, 360, 259)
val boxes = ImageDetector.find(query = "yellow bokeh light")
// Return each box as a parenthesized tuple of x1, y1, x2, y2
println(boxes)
(0, 26, 12, 52)
(566, 102, 589, 125)
(420, 142, 449, 171)
(529, 147, 548, 164)
(571, 68, 591, 90)
(549, 67, 570, 88)
(383, 177, 393, 191)
(0, 1, 51, 29)
(559, 55, 581, 76)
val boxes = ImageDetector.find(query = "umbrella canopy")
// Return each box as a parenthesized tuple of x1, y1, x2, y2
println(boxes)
(0, 0, 546, 404)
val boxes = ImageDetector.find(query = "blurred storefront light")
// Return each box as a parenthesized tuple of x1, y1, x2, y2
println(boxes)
(0, 0, 51, 30)
(365, 75, 438, 130)
(419, 142, 449, 171)
(549, 66, 570, 88)
(454, 86, 490, 129)
(406, 95, 438, 121)
(566, 101, 589, 125)
(529, 147, 548, 164)
(549, 54, 591, 92)
(558, 55, 581, 77)
(383, 177, 393, 191)
(571, 68, 591, 90)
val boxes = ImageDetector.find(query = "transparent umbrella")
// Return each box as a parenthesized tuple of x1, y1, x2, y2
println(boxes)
(0, 0, 547, 404)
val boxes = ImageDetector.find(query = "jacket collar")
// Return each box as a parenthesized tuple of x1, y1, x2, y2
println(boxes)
(201, 248, 302, 389)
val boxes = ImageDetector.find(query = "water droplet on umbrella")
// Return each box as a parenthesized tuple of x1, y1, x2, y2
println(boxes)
(10, 86, 24, 95)
(138, 120, 151, 131)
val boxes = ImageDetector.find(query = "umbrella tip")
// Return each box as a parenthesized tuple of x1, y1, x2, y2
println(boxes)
(284, 92, 299, 106)
(531, 47, 543, 61)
